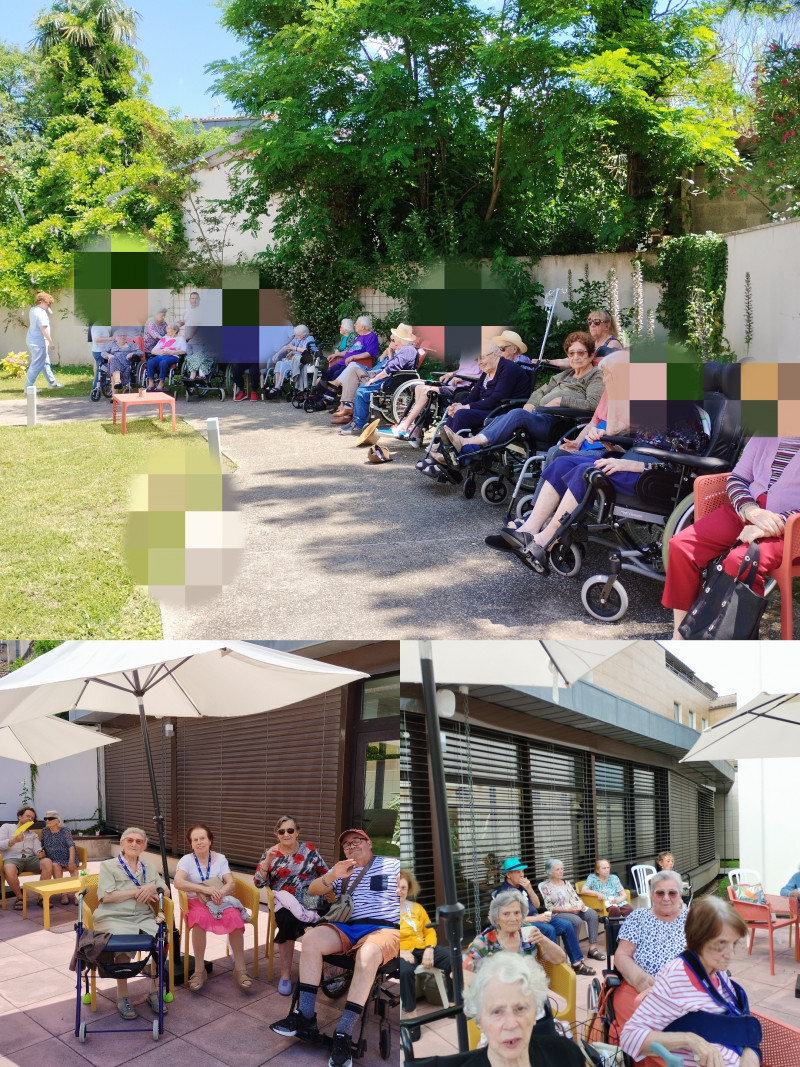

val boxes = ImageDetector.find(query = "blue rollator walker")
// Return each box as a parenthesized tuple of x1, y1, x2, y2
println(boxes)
(74, 887, 169, 1043)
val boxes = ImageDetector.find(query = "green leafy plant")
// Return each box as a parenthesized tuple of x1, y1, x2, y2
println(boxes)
(0, 352, 27, 377)
(745, 40, 800, 218)
(653, 233, 728, 356)
(743, 271, 754, 358)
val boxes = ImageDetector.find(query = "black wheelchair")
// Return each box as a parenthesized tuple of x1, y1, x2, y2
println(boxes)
(286, 952, 399, 1061)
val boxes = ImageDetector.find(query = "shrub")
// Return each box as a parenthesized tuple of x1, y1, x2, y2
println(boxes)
(1, 352, 28, 377)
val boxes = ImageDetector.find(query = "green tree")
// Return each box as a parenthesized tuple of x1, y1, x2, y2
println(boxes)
(745, 40, 800, 217)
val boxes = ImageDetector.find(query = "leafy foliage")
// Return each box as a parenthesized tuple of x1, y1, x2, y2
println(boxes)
(652, 232, 728, 356)
(746, 40, 800, 216)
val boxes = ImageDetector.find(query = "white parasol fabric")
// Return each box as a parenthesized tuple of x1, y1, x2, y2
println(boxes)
(681, 691, 800, 762)
(0, 716, 118, 764)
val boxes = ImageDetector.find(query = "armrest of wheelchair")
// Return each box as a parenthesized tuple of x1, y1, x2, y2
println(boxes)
(533, 406, 595, 421)
(600, 434, 636, 448)
(605, 973, 621, 989)
(630, 447, 728, 473)
(494, 398, 528, 412)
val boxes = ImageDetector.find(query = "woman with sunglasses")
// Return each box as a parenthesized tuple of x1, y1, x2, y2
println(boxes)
(586, 309, 622, 363)
(41, 811, 78, 904)
(610, 870, 688, 1045)
(254, 814, 329, 995)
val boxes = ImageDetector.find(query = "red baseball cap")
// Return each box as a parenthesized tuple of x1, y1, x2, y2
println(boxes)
(338, 828, 371, 845)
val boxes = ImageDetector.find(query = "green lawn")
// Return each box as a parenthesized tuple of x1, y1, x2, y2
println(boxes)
(0, 363, 95, 398)
(0, 417, 208, 638)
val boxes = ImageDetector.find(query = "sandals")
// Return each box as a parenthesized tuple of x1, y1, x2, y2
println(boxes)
(587, 949, 606, 961)
(188, 969, 207, 992)
(233, 968, 253, 990)
(116, 997, 138, 1020)
(146, 990, 168, 1014)
(60, 894, 70, 905)
(13, 898, 23, 910)
(572, 961, 595, 976)
(500, 530, 550, 574)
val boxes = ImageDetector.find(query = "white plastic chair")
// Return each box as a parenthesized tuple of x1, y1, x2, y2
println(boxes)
(415, 965, 448, 1007)
(729, 868, 762, 888)
(631, 864, 657, 907)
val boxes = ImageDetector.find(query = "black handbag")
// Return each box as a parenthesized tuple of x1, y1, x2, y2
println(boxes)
(679, 542, 767, 640)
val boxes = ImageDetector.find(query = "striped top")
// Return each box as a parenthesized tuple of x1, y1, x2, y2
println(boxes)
(331, 855, 400, 925)
(620, 955, 745, 1066)
(728, 438, 800, 518)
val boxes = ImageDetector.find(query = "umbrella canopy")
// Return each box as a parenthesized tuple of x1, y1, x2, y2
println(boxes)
(681, 692, 800, 762)
(0, 641, 367, 725)
(0, 716, 118, 764)
(0, 641, 367, 888)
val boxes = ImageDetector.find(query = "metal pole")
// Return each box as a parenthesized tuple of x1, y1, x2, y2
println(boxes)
(133, 670, 171, 891)
(419, 640, 468, 1051)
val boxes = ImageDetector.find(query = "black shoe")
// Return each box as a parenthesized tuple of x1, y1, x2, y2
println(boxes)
(500, 530, 549, 573)
(270, 1009, 320, 1042)
(329, 1032, 353, 1067)
(485, 534, 515, 552)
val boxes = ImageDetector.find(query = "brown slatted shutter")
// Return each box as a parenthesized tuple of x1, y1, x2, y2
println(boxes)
(103, 719, 174, 850)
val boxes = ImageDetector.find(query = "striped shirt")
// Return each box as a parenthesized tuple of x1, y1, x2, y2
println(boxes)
(728, 439, 800, 519)
(620, 955, 745, 1066)
(331, 855, 400, 925)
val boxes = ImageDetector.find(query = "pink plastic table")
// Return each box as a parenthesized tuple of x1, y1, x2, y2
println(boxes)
(112, 391, 176, 435)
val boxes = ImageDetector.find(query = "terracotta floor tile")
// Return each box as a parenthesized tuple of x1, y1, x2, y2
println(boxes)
(0, 1008, 53, 1054)
(4, 1034, 94, 1067)
(0, 967, 75, 1008)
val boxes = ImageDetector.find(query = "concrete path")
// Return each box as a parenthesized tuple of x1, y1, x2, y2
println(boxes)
(1, 393, 793, 639)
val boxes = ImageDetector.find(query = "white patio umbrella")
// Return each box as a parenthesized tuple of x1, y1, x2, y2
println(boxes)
(681, 692, 800, 762)
(0, 716, 118, 764)
(0, 641, 367, 884)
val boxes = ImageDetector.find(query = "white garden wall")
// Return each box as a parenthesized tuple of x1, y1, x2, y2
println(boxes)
(737, 757, 800, 894)
(0, 744, 104, 831)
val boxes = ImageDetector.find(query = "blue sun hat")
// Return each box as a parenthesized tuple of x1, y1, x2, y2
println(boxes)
(502, 857, 527, 874)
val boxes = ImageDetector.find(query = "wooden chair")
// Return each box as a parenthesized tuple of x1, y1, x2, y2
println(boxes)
(1, 829, 88, 908)
(575, 879, 631, 917)
(693, 472, 800, 639)
(727, 886, 800, 975)
(77, 873, 175, 1007)
(178, 873, 267, 983)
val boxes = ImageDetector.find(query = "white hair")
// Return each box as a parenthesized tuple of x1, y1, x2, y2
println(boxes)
(340, 318, 355, 332)
(120, 826, 148, 848)
(463, 952, 549, 1023)
(544, 858, 563, 877)
(355, 315, 372, 330)
(488, 890, 527, 928)
(294, 324, 310, 338)
(650, 870, 683, 894)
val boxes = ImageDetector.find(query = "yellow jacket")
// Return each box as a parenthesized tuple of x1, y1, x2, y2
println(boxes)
(400, 900, 437, 952)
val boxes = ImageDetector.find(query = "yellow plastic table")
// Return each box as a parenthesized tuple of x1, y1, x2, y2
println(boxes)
(23, 876, 83, 929)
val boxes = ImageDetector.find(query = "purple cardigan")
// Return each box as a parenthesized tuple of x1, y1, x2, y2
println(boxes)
(730, 437, 800, 515)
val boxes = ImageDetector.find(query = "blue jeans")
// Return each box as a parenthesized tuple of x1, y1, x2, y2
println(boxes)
(531, 915, 585, 964)
(146, 354, 179, 382)
(482, 408, 557, 447)
(353, 377, 385, 428)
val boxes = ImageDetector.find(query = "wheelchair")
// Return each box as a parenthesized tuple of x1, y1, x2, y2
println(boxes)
(505, 363, 744, 622)
(90, 357, 113, 401)
(73, 884, 171, 1044)
(438, 405, 595, 506)
(180, 360, 226, 401)
(287, 952, 399, 1061)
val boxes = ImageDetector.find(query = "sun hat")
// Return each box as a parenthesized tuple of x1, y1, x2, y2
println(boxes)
(491, 330, 527, 354)
(356, 418, 382, 446)
(390, 323, 416, 342)
(367, 444, 393, 464)
(502, 857, 527, 874)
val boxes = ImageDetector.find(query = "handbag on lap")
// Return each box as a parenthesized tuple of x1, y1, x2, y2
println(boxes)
(678, 543, 767, 640)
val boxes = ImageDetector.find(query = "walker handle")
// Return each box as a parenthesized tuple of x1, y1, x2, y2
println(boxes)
(650, 1042, 683, 1067)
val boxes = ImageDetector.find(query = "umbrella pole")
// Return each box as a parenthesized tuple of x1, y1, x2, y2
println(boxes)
(419, 641, 468, 1052)
(133, 679, 171, 892)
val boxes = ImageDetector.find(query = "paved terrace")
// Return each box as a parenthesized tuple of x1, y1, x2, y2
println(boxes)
(0, 856, 397, 1067)
(408, 905, 800, 1061)
(0, 392, 796, 640)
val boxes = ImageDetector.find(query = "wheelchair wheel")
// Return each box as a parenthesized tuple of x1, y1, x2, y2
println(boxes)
(303, 398, 318, 412)
(661, 492, 694, 573)
(480, 476, 508, 505)
(78, 1022, 87, 1043)
(515, 494, 535, 519)
(102, 379, 113, 399)
(90, 386, 101, 402)
(581, 576, 629, 622)
(320, 964, 352, 999)
(379, 1024, 391, 1060)
(391, 380, 419, 423)
(550, 542, 584, 577)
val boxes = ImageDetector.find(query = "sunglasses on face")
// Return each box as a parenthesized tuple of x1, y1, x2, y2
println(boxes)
(587, 319, 608, 327)
(654, 890, 680, 898)
(277, 827, 296, 835)
(45, 817, 57, 821)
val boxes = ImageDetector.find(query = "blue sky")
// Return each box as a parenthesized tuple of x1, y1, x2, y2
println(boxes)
(2, 0, 241, 118)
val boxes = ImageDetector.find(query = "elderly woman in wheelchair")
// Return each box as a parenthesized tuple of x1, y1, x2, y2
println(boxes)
(497, 402, 711, 577)
(663, 436, 800, 638)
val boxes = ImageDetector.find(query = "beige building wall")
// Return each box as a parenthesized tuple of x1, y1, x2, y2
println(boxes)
(591, 642, 715, 727)
(723, 217, 800, 363)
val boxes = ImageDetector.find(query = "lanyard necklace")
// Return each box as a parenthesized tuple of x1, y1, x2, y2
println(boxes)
(117, 853, 144, 886)
(193, 851, 212, 881)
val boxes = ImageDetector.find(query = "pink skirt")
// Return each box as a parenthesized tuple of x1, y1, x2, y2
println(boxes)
(186, 896, 245, 934)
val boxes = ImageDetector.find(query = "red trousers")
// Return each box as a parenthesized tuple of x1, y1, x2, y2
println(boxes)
(662, 495, 784, 611)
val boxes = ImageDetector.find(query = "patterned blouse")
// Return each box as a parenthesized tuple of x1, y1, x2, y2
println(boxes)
(41, 825, 75, 866)
(143, 318, 168, 354)
(463, 925, 542, 973)
(539, 878, 586, 912)
(253, 841, 328, 896)
(583, 871, 627, 904)
(617, 906, 688, 975)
